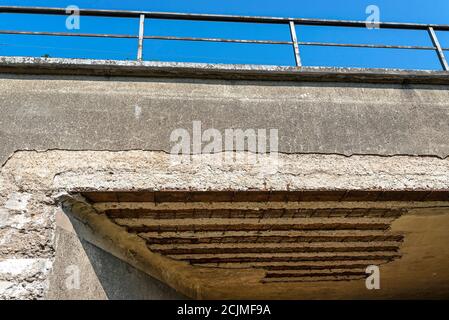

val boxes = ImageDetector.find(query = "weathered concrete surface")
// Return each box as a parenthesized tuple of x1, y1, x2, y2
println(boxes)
(6, 151, 449, 192)
(2, 70, 449, 165)
(0, 258, 51, 299)
(1, 59, 449, 299)
(1, 150, 449, 299)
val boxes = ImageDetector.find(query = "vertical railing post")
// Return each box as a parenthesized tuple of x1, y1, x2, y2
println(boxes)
(428, 27, 449, 71)
(289, 21, 302, 67)
(137, 14, 145, 61)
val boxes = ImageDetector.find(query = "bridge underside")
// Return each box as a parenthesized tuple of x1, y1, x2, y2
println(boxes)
(59, 187, 449, 299)
(86, 191, 408, 285)
(3, 150, 447, 299)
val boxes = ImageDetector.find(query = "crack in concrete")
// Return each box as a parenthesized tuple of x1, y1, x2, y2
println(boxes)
(3, 148, 449, 169)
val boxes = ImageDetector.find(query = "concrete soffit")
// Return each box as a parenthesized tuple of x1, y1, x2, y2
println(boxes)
(1, 150, 443, 299)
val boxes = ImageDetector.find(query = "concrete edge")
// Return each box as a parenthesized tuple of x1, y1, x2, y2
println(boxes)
(1, 56, 449, 84)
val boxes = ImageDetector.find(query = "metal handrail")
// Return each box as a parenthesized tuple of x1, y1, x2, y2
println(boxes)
(0, 6, 448, 70)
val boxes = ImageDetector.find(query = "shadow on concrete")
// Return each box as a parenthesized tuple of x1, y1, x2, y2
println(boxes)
(47, 208, 187, 300)
(2, 72, 449, 91)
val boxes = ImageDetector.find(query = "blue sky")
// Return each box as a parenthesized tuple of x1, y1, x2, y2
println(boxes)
(0, 0, 449, 70)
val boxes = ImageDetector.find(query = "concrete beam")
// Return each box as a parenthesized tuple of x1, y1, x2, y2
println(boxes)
(1, 67, 449, 164)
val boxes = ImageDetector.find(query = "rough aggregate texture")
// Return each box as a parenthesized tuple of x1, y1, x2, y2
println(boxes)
(1, 150, 449, 299)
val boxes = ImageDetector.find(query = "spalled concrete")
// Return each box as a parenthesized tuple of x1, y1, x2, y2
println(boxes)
(0, 150, 449, 299)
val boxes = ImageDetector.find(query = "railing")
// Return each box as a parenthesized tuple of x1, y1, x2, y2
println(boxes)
(0, 6, 448, 70)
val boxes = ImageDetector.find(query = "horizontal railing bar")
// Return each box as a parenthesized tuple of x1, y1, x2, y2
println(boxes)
(0, 30, 440, 51)
(2, 6, 449, 31)
(296, 20, 449, 31)
(144, 36, 292, 45)
(0, 30, 136, 38)
(299, 42, 436, 50)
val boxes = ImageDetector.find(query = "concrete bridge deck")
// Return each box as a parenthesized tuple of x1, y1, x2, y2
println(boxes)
(0, 56, 449, 299)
